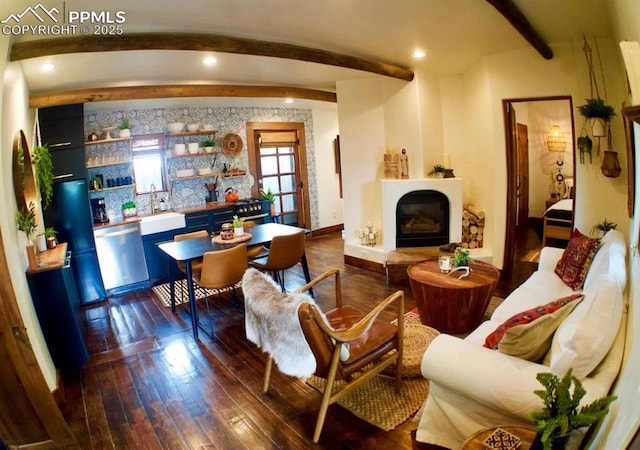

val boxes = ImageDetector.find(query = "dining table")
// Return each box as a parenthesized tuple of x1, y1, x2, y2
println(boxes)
(158, 222, 312, 340)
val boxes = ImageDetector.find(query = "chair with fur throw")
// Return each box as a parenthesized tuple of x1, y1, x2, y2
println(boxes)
(242, 267, 405, 443)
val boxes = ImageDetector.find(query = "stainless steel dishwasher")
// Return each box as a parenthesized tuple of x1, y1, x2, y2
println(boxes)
(94, 222, 149, 291)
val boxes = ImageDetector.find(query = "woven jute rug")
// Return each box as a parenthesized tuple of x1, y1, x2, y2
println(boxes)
(305, 316, 438, 431)
(151, 281, 239, 307)
(306, 371, 429, 432)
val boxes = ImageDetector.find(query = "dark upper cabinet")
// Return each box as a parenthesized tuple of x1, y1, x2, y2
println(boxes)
(39, 116, 85, 149)
(38, 104, 86, 182)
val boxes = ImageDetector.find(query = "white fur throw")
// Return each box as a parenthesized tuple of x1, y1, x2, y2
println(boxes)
(242, 268, 317, 377)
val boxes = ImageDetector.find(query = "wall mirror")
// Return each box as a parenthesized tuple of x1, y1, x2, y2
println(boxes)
(12, 129, 38, 212)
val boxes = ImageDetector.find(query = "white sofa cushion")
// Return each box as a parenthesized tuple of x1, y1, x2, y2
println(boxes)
(548, 274, 623, 379)
(490, 270, 575, 323)
(583, 230, 627, 292)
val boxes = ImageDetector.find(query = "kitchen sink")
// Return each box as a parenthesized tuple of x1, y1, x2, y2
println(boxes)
(139, 212, 186, 235)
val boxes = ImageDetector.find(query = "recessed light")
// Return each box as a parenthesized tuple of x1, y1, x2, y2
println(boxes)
(41, 62, 55, 71)
(284, 98, 294, 104)
(411, 50, 426, 59)
(203, 55, 217, 66)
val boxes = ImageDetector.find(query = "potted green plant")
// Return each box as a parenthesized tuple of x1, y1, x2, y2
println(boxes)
(32, 144, 54, 209)
(122, 201, 137, 218)
(201, 138, 217, 153)
(232, 215, 245, 236)
(577, 136, 593, 164)
(44, 227, 57, 249)
(531, 369, 617, 450)
(118, 117, 132, 138)
(591, 218, 617, 238)
(578, 98, 615, 138)
(16, 202, 38, 269)
(453, 247, 471, 267)
(260, 188, 277, 217)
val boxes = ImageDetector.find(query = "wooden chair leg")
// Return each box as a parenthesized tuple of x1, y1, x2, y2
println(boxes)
(312, 350, 342, 443)
(313, 374, 336, 443)
(262, 355, 273, 393)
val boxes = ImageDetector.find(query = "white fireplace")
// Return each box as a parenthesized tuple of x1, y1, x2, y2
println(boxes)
(381, 178, 463, 253)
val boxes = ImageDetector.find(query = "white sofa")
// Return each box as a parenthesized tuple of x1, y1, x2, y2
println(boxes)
(414, 230, 627, 449)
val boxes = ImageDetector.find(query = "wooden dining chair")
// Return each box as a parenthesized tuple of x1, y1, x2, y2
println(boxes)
(243, 220, 268, 259)
(245, 268, 405, 443)
(192, 244, 248, 336)
(173, 230, 209, 304)
(249, 230, 306, 291)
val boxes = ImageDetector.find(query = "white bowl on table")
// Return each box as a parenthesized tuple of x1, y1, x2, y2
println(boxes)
(202, 124, 214, 131)
(167, 122, 184, 133)
(187, 123, 200, 132)
(198, 168, 213, 176)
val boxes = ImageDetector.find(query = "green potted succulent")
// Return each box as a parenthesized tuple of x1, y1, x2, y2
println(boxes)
(531, 369, 617, 450)
(118, 117, 132, 138)
(32, 144, 54, 209)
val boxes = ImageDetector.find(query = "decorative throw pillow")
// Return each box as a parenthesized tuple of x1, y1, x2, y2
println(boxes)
(483, 293, 583, 351)
(497, 300, 581, 361)
(549, 275, 623, 379)
(554, 229, 601, 290)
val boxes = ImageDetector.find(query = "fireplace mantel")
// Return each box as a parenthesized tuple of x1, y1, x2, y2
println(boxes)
(381, 178, 463, 253)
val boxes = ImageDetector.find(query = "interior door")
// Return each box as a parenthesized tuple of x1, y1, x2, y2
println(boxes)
(516, 123, 530, 227)
(246, 122, 310, 228)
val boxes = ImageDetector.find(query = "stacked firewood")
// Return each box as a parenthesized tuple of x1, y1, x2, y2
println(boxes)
(461, 204, 485, 248)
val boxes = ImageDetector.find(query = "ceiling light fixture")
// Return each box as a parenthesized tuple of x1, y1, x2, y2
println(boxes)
(411, 50, 426, 59)
(284, 98, 294, 104)
(203, 55, 217, 66)
(41, 62, 55, 71)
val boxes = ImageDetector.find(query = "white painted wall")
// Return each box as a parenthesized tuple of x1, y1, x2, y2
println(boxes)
(460, 40, 628, 269)
(311, 107, 342, 228)
(587, 1, 640, 446)
(337, 77, 421, 261)
(0, 40, 57, 389)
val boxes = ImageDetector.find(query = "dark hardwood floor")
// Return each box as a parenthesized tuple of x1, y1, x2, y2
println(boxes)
(59, 231, 528, 449)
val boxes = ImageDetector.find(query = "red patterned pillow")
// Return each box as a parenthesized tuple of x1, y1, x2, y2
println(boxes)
(484, 293, 583, 349)
(554, 229, 601, 290)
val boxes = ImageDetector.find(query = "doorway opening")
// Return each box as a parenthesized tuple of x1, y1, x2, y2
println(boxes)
(502, 96, 576, 284)
(246, 122, 311, 228)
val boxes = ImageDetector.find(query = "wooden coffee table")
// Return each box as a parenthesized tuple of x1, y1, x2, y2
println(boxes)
(407, 258, 500, 334)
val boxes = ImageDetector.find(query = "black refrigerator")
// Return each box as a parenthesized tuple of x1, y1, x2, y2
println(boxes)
(47, 179, 106, 304)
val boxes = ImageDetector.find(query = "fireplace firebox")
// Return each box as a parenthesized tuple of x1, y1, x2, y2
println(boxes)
(396, 190, 449, 247)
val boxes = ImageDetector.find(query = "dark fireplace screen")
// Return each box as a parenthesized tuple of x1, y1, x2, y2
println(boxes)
(396, 190, 449, 247)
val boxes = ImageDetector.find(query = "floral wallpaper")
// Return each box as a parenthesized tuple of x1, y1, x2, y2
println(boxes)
(84, 105, 318, 228)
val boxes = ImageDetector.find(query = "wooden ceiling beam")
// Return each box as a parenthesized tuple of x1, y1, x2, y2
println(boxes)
(486, 0, 553, 60)
(11, 32, 414, 82)
(29, 84, 337, 108)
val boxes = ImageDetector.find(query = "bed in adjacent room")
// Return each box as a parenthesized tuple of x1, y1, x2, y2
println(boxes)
(541, 198, 573, 246)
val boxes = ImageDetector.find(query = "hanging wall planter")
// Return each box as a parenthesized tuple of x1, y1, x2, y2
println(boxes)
(601, 150, 622, 178)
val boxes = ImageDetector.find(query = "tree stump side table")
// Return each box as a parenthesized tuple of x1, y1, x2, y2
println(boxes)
(407, 259, 500, 334)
